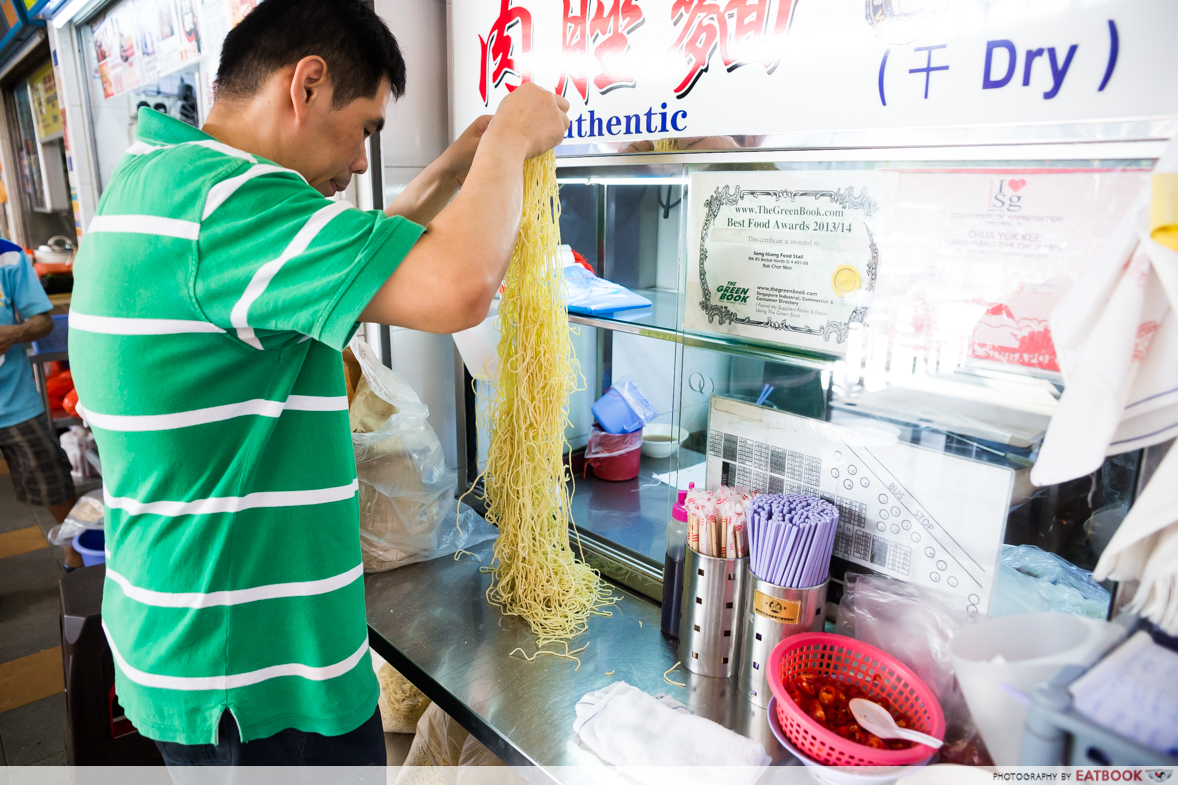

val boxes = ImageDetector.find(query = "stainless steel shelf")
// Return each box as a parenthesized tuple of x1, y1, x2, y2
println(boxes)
(568, 449, 685, 596)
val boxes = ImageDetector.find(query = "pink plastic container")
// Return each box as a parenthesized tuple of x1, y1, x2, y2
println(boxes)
(767, 632, 945, 767)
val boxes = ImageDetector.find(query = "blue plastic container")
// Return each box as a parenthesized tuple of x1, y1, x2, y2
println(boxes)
(592, 388, 644, 434)
(72, 529, 105, 567)
(31, 313, 69, 356)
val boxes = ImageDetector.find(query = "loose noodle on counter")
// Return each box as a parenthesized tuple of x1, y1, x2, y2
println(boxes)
(462, 150, 614, 651)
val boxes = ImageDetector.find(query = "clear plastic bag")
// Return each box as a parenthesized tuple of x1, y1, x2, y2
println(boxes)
(564, 264, 652, 314)
(59, 426, 99, 481)
(835, 573, 992, 766)
(585, 424, 643, 459)
(399, 703, 469, 768)
(350, 338, 494, 571)
(457, 734, 505, 768)
(610, 375, 658, 425)
(392, 705, 509, 785)
(47, 490, 104, 547)
(990, 544, 1112, 620)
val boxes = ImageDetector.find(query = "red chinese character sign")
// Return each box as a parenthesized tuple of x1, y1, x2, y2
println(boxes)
(453, 0, 1178, 147)
(555, 0, 646, 102)
(480, 0, 534, 104)
(669, 0, 793, 97)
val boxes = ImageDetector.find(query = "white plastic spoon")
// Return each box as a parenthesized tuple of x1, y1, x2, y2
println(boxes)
(848, 698, 944, 750)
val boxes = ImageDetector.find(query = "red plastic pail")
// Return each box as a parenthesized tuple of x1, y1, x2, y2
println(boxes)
(588, 445, 641, 481)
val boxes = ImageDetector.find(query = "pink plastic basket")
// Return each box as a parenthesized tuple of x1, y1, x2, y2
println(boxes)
(767, 632, 945, 767)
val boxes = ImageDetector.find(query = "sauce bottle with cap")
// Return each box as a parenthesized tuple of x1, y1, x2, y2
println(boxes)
(660, 485, 690, 638)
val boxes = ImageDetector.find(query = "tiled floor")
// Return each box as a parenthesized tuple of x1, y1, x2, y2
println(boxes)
(0, 458, 75, 766)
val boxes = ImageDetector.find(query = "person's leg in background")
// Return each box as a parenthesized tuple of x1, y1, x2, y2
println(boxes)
(0, 415, 79, 567)
(49, 498, 81, 569)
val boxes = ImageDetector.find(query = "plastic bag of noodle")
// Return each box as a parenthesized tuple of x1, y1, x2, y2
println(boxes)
(377, 662, 431, 734)
(349, 338, 494, 571)
(393, 704, 509, 785)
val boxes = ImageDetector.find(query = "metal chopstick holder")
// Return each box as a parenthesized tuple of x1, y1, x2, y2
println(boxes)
(678, 545, 748, 678)
(737, 562, 828, 708)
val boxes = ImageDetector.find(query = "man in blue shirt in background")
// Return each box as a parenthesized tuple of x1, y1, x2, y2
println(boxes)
(0, 239, 78, 567)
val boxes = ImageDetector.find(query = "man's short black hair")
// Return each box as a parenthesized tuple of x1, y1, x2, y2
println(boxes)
(217, 0, 406, 107)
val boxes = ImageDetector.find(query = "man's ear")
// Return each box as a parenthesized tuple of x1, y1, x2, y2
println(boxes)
(290, 56, 330, 125)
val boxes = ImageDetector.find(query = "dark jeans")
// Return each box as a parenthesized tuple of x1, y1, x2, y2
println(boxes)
(156, 708, 386, 772)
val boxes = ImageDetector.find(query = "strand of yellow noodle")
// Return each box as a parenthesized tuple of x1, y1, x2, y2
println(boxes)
(461, 150, 615, 648)
(509, 641, 589, 672)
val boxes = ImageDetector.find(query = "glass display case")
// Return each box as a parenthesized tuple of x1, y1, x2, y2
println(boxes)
(456, 143, 1159, 614)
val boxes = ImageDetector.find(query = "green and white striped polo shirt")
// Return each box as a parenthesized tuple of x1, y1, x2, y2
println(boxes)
(69, 109, 424, 745)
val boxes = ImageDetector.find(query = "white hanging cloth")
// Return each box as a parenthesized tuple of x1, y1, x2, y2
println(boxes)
(1030, 137, 1178, 633)
(1031, 140, 1178, 486)
(1094, 446, 1178, 633)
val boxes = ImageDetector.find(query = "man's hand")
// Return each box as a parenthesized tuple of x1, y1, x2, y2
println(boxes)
(0, 313, 53, 356)
(439, 86, 570, 185)
(382, 117, 492, 226)
(383, 88, 568, 227)
(443, 116, 492, 187)
(485, 83, 571, 160)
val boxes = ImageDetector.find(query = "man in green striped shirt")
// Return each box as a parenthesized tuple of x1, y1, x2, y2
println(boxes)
(69, 0, 568, 765)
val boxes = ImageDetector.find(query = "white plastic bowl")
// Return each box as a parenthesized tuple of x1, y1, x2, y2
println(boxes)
(640, 424, 688, 458)
(768, 697, 930, 785)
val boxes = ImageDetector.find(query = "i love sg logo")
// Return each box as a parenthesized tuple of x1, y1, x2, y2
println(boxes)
(989, 177, 1027, 212)
(989, 176, 1027, 210)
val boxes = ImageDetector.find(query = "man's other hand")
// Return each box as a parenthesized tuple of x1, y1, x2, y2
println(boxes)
(444, 116, 492, 187)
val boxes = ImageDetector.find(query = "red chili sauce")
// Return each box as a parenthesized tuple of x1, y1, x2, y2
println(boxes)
(785, 672, 915, 751)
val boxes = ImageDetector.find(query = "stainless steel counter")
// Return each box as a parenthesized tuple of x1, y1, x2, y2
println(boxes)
(365, 539, 799, 781)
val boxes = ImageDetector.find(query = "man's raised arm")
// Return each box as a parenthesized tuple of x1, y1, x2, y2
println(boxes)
(359, 84, 569, 334)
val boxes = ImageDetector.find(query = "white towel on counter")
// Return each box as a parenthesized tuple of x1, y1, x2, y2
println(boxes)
(573, 681, 769, 785)
(1030, 137, 1178, 488)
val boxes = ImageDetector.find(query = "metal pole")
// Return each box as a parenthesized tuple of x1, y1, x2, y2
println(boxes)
(362, 0, 394, 369)
(596, 184, 612, 396)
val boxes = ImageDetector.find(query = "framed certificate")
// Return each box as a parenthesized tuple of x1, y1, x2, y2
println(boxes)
(685, 170, 887, 356)
(869, 168, 1148, 375)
